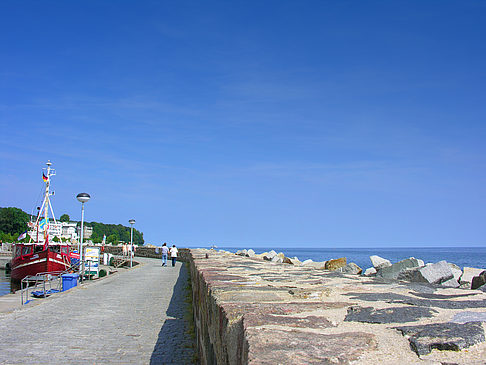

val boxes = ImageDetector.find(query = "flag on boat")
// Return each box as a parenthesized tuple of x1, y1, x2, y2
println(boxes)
(39, 218, 49, 231)
(17, 231, 27, 241)
(42, 173, 48, 182)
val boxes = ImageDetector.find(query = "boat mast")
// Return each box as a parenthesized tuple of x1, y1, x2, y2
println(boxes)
(43, 161, 51, 244)
(44, 160, 52, 245)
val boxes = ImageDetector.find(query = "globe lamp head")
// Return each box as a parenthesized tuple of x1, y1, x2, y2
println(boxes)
(76, 193, 91, 203)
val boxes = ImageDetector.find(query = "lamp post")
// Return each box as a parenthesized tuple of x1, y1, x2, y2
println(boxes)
(129, 219, 135, 268)
(76, 193, 90, 281)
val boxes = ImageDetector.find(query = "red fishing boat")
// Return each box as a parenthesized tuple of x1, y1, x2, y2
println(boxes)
(10, 161, 73, 282)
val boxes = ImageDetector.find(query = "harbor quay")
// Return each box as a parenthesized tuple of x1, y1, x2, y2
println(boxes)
(0, 257, 195, 364)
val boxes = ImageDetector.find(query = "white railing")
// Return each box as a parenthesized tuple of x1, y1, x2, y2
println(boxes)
(20, 272, 63, 305)
(20, 262, 81, 305)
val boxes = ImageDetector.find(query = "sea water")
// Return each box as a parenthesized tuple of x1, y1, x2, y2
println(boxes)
(0, 270, 10, 296)
(2, 246, 485, 296)
(213, 246, 486, 272)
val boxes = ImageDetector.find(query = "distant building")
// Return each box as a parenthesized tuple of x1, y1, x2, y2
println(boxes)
(77, 225, 93, 240)
(26, 221, 92, 243)
(28, 221, 63, 243)
(61, 222, 78, 242)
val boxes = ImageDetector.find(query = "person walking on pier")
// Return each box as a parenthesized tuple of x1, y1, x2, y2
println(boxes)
(169, 245, 178, 267)
(161, 243, 169, 267)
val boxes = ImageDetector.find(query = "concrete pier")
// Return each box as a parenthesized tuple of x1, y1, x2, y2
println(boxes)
(0, 257, 195, 364)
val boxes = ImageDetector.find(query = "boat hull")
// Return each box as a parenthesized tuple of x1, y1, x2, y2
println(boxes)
(10, 249, 71, 282)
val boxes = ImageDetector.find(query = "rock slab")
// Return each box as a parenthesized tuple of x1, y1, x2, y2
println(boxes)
(336, 262, 362, 275)
(452, 311, 486, 324)
(472, 270, 486, 290)
(394, 321, 485, 356)
(363, 267, 377, 276)
(246, 328, 377, 364)
(377, 258, 423, 280)
(461, 267, 486, 286)
(410, 260, 454, 285)
(370, 255, 391, 269)
(345, 306, 437, 324)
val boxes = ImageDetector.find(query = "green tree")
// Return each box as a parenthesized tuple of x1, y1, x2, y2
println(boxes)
(87, 221, 144, 245)
(0, 206, 146, 245)
(107, 234, 119, 244)
(0, 207, 29, 236)
(52, 236, 60, 242)
(90, 232, 100, 243)
(0, 231, 14, 242)
(60, 214, 70, 222)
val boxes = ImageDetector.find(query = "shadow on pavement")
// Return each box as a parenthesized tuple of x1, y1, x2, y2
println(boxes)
(150, 263, 196, 364)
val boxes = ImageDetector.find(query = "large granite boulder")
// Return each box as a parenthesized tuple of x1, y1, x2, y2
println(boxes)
(369, 255, 391, 269)
(336, 263, 362, 275)
(363, 267, 377, 276)
(408, 261, 454, 285)
(287, 257, 301, 265)
(246, 249, 256, 257)
(325, 257, 347, 271)
(271, 256, 283, 263)
(397, 267, 421, 282)
(305, 261, 327, 270)
(236, 249, 247, 256)
(471, 270, 486, 290)
(301, 259, 314, 266)
(263, 250, 278, 261)
(448, 262, 462, 282)
(460, 267, 486, 287)
(282, 256, 293, 264)
(439, 263, 462, 287)
(441, 278, 460, 288)
(376, 257, 423, 280)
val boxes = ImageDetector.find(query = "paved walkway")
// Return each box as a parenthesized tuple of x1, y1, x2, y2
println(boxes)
(0, 258, 196, 364)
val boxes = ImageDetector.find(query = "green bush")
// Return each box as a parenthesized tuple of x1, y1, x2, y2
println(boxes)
(99, 269, 107, 278)
(109, 257, 114, 266)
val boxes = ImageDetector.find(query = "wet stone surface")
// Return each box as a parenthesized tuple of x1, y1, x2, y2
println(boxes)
(344, 305, 438, 324)
(394, 322, 485, 355)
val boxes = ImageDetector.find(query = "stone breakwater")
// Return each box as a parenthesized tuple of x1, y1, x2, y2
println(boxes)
(187, 248, 486, 364)
(233, 249, 486, 291)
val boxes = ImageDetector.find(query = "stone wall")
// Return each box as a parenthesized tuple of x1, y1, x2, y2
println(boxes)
(186, 248, 486, 364)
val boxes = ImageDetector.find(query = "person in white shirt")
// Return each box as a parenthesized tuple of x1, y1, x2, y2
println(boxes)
(161, 243, 169, 267)
(169, 245, 178, 267)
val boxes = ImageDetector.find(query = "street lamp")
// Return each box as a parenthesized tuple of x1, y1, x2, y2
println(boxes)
(129, 219, 135, 268)
(76, 193, 90, 281)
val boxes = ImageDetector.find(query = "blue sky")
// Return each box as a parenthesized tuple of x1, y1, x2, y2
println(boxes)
(1, 1, 485, 247)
